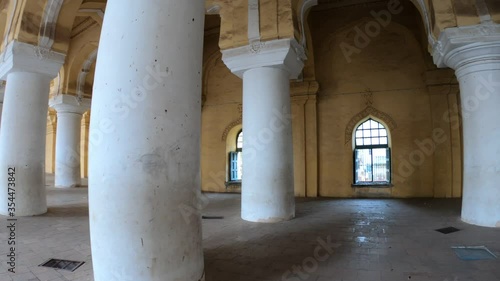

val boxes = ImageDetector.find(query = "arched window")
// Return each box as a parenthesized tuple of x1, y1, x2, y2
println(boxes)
(353, 119, 391, 185)
(236, 130, 243, 152)
(229, 130, 243, 181)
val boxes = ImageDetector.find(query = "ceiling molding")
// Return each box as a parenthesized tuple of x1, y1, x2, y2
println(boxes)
(71, 17, 98, 39)
(78, 8, 104, 25)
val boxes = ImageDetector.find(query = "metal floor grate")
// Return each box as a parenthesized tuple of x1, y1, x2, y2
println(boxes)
(452, 246, 498, 261)
(435, 227, 461, 234)
(202, 215, 224, 219)
(39, 259, 85, 272)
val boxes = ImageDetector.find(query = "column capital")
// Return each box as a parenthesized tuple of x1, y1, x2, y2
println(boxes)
(49, 95, 91, 114)
(221, 38, 306, 79)
(432, 24, 500, 76)
(0, 41, 65, 80)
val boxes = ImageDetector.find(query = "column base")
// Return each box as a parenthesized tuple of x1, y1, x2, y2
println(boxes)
(461, 217, 500, 228)
(242, 214, 295, 223)
(55, 184, 80, 189)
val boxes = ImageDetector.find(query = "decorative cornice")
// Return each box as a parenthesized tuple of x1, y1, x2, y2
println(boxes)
(221, 38, 306, 79)
(71, 17, 98, 39)
(221, 117, 242, 141)
(49, 95, 91, 114)
(345, 106, 397, 144)
(432, 24, 500, 70)
(423, 69, 457, 87)
(0, 41, 65, 80)
(206, 5, 220, 14)
(291, 80, 319, 96)
(78, 8, 105, 19)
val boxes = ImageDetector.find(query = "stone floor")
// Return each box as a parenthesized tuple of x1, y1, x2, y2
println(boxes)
(1, 179, 499, 281)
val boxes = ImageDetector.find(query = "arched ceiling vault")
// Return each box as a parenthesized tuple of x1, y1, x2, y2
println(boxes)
(1, 0, 499, 58)
(0, 0, 498, 100)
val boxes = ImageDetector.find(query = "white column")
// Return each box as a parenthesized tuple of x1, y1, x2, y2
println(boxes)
(0, 41, 64, 216)
(433, 25, 500, 227)
(89, 1, 205, 281)
(223, 39, 305, 222)
(50, 96, 90, 188)
(0, 82, 5, 133)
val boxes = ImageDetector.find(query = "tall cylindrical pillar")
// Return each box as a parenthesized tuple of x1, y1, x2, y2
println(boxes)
(0, 41, 64, 216)
(89, 1, 206, 280)
(241, 67, 295, 222)
(451, 43, 500, 227)
(0, 72, 52, 216)
(433, 26, 500, 228)
(222, 39, 305, 223)
(0, 82, 4, 132)
(52, 102, 87, 188)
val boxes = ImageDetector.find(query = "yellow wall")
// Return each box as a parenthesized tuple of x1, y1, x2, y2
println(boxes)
(200, 2, 463, 198)
(42, 0, 465, 198)
(81, 111, 90, 178)
(310, 3, 461, 198)
(201, 33, 243, 192)
(45, 109, 57, 174)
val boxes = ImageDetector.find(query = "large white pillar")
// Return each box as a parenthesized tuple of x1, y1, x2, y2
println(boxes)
(0, 41, 64, 216)
(0, 82, 5, 132)
(222, 39, 305, 222)
(89, 1, 205, 280)
(433, 25, 500, 227)
(50, 95, 90, 188)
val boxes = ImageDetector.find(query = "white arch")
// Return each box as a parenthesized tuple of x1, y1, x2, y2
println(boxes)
(38, 0, 64, 48)
(76, 48, 98, 99)
(299, 0, 318, 49)
(409, 0, 437, 47)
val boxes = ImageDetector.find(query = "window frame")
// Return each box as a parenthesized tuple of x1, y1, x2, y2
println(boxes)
(236, 130, 243, 152)
(229, 130, 243, 182)
(352, 119, 392, 186)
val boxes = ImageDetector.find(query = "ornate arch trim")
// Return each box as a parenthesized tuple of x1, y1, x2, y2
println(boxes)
(221, 117, 242, 141)
(345, 106, 397, 144)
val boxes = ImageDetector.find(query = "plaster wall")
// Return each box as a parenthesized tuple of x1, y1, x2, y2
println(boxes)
(310, 3, 462, 198)
(201, 34, 243, 193)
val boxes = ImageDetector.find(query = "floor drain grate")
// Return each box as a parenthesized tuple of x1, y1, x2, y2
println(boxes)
(452, 246, 498, 261)
(435, 227, 461, 234)
(202, 215, 224, 219)
(39, 259, 85, 272)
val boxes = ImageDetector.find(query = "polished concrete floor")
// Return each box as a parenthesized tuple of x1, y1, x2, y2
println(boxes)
(0, 178, 499, 281)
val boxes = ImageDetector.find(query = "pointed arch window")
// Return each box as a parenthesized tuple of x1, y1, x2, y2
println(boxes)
(236, 130, 243, 151)
(229, 130, 243, 181)
(353, 119, 391, 185)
